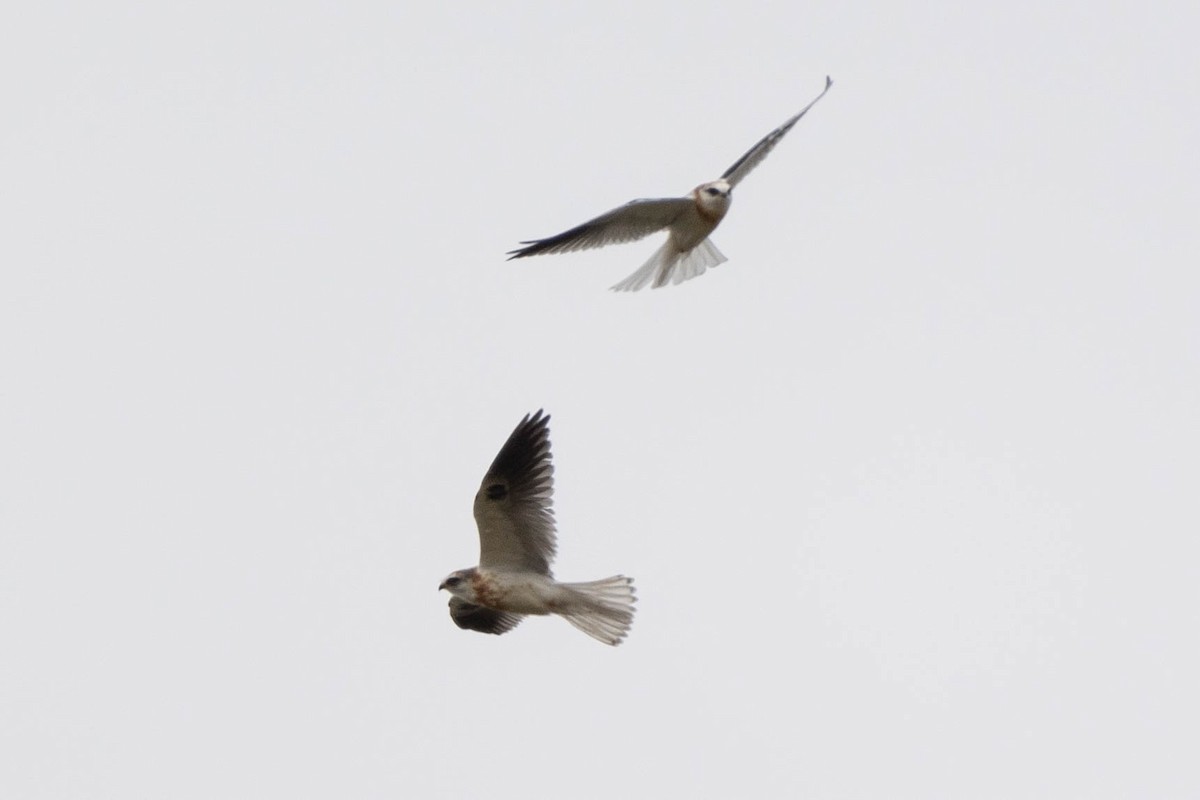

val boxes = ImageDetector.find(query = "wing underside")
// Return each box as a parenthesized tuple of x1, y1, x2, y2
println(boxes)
(507, 198, 693, 258)
(721, 75, 832, 188)
(473, 410, 558, 575)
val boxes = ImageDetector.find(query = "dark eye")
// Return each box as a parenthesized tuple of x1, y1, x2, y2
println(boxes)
(705, 187, 721, 196)
(446, 576, 461, 587)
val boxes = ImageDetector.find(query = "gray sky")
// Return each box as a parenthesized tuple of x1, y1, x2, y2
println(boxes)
(3, 1, 1198, 797)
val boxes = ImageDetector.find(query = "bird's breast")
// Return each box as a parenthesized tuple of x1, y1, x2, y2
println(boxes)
(669, 203, 724, 252)
(474, 570, 557, 615)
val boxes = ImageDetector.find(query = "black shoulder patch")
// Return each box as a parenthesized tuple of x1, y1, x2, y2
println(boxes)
(485, 482, 507, 500)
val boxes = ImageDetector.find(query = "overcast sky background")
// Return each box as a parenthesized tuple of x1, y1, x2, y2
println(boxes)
(3, 2, 1199, 797)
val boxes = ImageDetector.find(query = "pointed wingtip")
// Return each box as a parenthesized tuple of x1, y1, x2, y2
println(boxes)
(519, 408, 551, 437)
(507, 241, 543, 260)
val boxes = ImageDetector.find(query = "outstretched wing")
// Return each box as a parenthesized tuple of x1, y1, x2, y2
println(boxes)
(721, 75, 832, 188)
(473, 410, 557, 575)
(507, 198, 694, 259)
(448, 597, 524, 635)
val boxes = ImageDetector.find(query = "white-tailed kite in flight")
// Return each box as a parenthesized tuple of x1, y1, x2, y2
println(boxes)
(439, 410, 636, 646)
(507, 76, 832, 291)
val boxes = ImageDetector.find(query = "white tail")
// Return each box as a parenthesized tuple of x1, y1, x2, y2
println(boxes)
(558, 575, 637, 646)
(609, 238, 727, 292)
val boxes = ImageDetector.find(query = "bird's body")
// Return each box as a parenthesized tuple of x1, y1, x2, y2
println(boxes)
(439, 410, 636, 646)
(508, 76, 833, 291)
(465, 568, 560, 615)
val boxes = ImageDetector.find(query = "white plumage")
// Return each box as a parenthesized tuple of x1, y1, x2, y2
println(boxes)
(439, 410, 637, 646)
(508, 76, 833, 291)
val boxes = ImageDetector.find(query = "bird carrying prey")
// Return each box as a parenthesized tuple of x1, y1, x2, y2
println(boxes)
(507, 76, 832, 291)
(439, 410, 636, 646)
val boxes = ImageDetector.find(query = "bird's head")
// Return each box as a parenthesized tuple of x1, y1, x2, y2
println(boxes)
(438, 568, 478, 601)
(693, 180, 732, 218)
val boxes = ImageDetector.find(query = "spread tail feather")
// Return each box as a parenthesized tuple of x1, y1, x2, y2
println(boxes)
(557, 575, 637, 646)
(609, 238, 727, 292)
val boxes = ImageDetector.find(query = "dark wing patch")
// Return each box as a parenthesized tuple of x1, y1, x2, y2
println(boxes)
(448, 597, 524, 636)
(507, 198, 693, 259)
(721, 75, 832, 188)
(473, 409, 558, 575)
